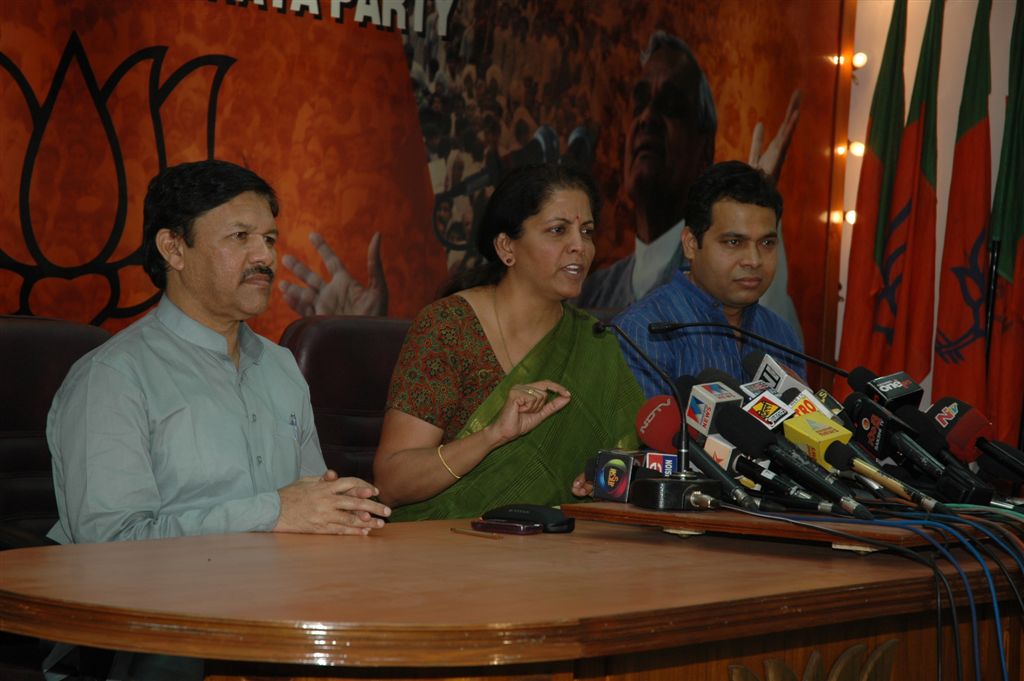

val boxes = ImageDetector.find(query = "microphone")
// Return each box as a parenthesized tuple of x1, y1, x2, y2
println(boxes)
(715, 405, 874, 520)
(846, 395, 994, 504)
(595, 321, 691, 463)
(823, 442, 952, 514)
(630, 393, 762, 511)
(843, 393, 948, 480)
(782, 412, 854, 471)
(635, 395, 680, 452)
(812, 388, 855, 430)
(741, 390, 794, 431)
(894, 405, 1011, 502)
(694, 368, 744, 393)
(594, 321, 717, 509)
(780, 387, 845, 426)
(704, 427, 832, 509)
(923, 398, 1024, 479)
(847, 367, 924, 412)
(676, 374, 743, 440)
(742, 351, 811, 395)
(647, 321, 843, 377)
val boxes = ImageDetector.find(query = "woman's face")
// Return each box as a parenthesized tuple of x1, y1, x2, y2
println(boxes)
(501, 187, 596, 301)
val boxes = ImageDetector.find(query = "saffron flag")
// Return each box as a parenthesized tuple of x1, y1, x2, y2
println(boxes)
(932, 0, 992, 408)
(837, 0, 906, 393)
(986, 0, 1024, 446)
(870, 0, 944, 383)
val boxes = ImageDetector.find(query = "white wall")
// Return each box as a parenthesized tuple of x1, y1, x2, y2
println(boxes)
(837, 0, 1015, 401)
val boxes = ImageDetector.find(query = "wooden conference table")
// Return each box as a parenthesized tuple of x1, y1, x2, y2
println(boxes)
(1, 514, 1019, 680)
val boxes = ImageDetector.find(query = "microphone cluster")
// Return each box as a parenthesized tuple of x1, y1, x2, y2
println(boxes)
(591, 320, 1024, 516)
(593, 320, 1023, 681)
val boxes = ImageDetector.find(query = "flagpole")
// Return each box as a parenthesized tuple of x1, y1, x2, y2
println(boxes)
(983, 238, 999, 371)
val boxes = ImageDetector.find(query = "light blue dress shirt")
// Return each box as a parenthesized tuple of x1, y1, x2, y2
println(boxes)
(46, 296, 326, 544)
(612, 269, 806, 398)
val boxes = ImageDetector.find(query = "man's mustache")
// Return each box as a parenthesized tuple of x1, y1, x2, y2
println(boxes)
(241, 265, 275, 282)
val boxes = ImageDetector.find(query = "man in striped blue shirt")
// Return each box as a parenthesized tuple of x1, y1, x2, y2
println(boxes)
(612, 161, 805, 397)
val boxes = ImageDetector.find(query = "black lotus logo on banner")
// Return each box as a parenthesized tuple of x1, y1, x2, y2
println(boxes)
(0, 32, 235, 324)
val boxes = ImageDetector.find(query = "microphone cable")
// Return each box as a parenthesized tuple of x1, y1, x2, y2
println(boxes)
(947, 503, 1024, 523)
(880, 516, 1007, 681)
(721, 503, 961, 681)
(899, 512, 1024, 619)
(811, 512, 1006, 681)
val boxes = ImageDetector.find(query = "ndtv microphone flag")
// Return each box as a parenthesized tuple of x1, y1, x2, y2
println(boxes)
(987, 0, 1024, 446)
(932, 0, 992, 409)
(838, 0, 906, 395)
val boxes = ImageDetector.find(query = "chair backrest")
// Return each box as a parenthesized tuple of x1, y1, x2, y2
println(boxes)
(0, 315, 111, 549)
(279, 315, 411, 482)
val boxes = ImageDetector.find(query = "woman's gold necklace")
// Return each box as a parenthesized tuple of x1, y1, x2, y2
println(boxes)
(493, 288, 515, 370)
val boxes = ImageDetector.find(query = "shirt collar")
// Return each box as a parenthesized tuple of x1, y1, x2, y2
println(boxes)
(155, 295, 264, 364)
(676, 267, 757, 327)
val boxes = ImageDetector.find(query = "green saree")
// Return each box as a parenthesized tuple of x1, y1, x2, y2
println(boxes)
(390, 305, 643, 521)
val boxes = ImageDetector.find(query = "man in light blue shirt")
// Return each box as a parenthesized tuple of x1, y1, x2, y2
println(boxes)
(45, 160, 391, 679)
(48, 160, 391, 544)
(613, 161, 805, 397)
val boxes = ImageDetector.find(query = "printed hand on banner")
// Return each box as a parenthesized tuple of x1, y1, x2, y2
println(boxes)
(748, 89, 802, 181)
(279, 232, 389, 317)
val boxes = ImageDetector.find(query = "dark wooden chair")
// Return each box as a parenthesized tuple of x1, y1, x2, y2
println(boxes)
(279, 315, 411, 482)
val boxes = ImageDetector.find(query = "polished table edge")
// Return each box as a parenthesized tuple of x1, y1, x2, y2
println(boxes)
(0, 520, 1018, 668)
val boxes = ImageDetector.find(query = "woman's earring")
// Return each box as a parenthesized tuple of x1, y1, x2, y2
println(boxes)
(505, 258, 513, 266)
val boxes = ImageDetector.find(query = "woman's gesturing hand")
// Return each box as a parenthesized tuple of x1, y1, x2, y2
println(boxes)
(488, 380, 571, 445)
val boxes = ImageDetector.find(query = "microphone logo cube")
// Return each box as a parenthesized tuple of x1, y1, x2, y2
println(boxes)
(640, 452, 679, 476)
(933, 402, 960, 428)
(593, 451, 635, 502)
(686, 383, 741, 436)
(753, 361, 783, 390)
(740, 380, 773, 399)
(743, 392, 792, 429)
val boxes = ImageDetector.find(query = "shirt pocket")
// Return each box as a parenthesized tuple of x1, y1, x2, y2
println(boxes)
(271, 413, 302, 479)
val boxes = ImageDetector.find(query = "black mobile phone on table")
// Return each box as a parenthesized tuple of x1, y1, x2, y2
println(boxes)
(470, 518, 544, 535)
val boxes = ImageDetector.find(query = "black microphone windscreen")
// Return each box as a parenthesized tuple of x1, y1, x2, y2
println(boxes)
(842, 391, 870, 415)
(976, 453, 1024, 483)
(894, 406, 950, 458)
(675, 374, 698, 398)
(781, 387, 801, 402)
(846, 366, 878, 394)
(823, 441, 856, 471)
(715, 405, 774, 458)
(740, 351, 766, 380)
(695, 368, 743, 393)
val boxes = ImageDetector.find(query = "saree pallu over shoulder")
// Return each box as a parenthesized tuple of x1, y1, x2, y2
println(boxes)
(390, 306, 643, 521)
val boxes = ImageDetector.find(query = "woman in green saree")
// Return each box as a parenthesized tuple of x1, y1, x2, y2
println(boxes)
(374, 163, 643, 520)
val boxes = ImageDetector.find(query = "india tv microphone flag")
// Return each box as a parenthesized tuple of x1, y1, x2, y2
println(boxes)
(837, 0, 906, 397)
(932, 0, 992, 409)
(986, 0, 1024, 447)
(870, 0, 943, 383)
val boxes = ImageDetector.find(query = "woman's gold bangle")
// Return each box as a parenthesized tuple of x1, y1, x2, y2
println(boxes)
(437, 443, 461, 480)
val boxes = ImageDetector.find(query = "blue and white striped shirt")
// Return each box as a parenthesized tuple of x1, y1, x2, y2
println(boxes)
(612, 269, 805, 397)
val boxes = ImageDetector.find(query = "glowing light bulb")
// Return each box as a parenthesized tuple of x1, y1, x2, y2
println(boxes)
(850, 141, 866, 157)
(845, 210, 858, 225)
(852, 52, 868, 69)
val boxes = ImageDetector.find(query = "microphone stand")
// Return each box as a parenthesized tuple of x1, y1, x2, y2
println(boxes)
(594, 321, 719, 510)
(647, 321, 849, 378)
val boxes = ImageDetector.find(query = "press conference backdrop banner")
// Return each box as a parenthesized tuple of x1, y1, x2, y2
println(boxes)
(1, 0, 842, 349)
